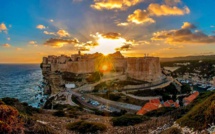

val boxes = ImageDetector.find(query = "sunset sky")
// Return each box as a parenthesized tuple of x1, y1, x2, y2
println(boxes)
(1, 0, 215, 63)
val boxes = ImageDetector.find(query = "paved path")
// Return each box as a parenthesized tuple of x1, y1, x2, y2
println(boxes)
(122, 91, 161, 101)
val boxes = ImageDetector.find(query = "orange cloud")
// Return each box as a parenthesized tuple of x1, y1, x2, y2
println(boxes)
(148, 3, 190, 16)
(127, 9, 155, 24)
(36, 24, 46, 29)
(2, 43, 11, 47)
(91, 0, 143, 10)
(0, 23, 7, 32)
(57, 29, 70, 37)
(181, 22, 196, 29)
(152, 22, 215, 44)
(44, 38, 79, 48)
(44, 31, 56, 35)
(119, 3, 190, 25)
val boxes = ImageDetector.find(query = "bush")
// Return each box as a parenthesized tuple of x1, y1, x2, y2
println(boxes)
(181, 84, 191, 94)
(0, 104, 24, 133)
(145, 107, 176, 117)
(52, 110, 66, 117)
(1, 97, 40, 115)
(109, 93, 121, 101)
(111, 114, 149, 126)
(33, 122, 55, 134)
(66, 121, 107, 133)
(161, 127, 182, 134)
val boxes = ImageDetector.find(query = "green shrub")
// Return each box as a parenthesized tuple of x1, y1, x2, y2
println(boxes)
(52, 110, 66, 117)
(111, 114, 149, 126)
(161, 127, 182, 134)
(66, 121, 107, 133)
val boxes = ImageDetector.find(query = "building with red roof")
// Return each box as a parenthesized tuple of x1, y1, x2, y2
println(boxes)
(183, 91, 199, 106)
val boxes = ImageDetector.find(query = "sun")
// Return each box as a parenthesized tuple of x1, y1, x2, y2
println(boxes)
(101, 64, 109, 72)
(89, 33, 127, 55)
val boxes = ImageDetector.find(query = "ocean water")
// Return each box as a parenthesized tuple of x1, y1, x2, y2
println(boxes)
(0, 64, 47, 108)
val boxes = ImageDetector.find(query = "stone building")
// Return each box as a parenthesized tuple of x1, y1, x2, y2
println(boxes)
(41, 51, 163, 83)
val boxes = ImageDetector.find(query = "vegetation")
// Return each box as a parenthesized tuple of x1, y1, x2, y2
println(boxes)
(62, 72, 82, 82)
(1, 97, 40, 115)
(176, 91, 215, 130)
(0, 103, 24, 134)
(160, 127, 182, 134)
(86, 72, 102, 83)
(33, 122, 56, 134)
(52, 110, 66, 117)
(181, 84, 191, 94)
(111, 114, 149, 126)
(131, 83, 179, 101)
(66, 121, 107, 133)
(145, 107, 176, 117)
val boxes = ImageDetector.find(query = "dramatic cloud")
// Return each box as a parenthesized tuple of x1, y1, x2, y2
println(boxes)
(44, 38, 79, 48)
(91, 0, 143, 10)
(36, 24, 46, 29)
(57, 29, 70, 37)
(102, 32, 121, 39)
(119, 3, 190, 25)
(148, 3, 190, 16)
(152, 22, 215, 44)
(115, 44, 132, 51)
(0, 23, 7, 32)
(44, 31, 56, 35)
(2, 43, 11, 47)
(89, 32, 135, 55)
(16, 48, 22, 51)
(127, 9, 155, 24)
(181, 22, 196, 29)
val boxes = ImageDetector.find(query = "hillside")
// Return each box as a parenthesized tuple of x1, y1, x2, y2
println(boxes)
(176, 91, 215, 130)
(160, 55, 215, 62)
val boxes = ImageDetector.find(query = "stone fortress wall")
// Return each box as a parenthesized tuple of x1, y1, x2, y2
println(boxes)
(41, 51, 163, 83)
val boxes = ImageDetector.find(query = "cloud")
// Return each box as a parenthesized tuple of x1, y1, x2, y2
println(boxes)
(118, 3, 190, 25)
(29, 41, 37, 45)
(91, 0, 143, 10)
(7, 37, 10, 41)
(148, 3, 190, 16)
(151, 22, 215, 44)
(164, 0, 181, 6)
(57, 29, 70, 37)
(44, 38, 79, 48)
(0, 23, 7, 32)
(115, 44, 132, 51)
(117, 22, 129, 26)
(16, 48, 22, 51)
(2, 43, 11, 47)
(50, 19, 54, 22)
(181, 22, 196, 29)
(102, 32, 121, 39)
(36, 24, 46, 29)
(44, 31, 56, 35)
(127, 9, 155, 24)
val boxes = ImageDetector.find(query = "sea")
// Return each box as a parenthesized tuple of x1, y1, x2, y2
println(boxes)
(0, 64, 48, 108)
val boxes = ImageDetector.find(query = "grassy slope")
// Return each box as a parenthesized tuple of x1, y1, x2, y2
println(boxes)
(176, 91, 215, 130)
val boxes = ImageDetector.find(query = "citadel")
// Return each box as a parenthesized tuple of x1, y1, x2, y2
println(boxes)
(41, 51, 163, 83)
